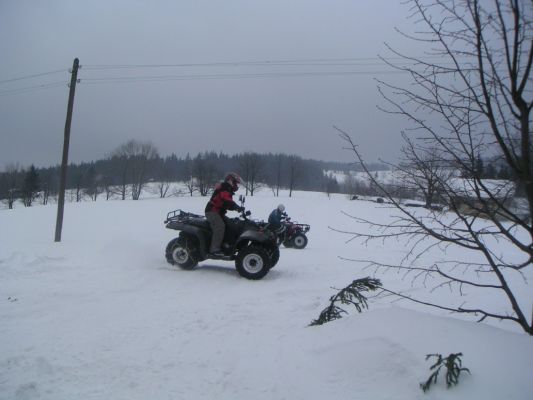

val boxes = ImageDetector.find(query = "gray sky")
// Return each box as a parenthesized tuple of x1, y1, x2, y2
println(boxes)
(0, 0, 418, 168)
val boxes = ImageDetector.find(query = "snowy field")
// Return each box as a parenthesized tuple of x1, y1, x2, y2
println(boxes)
(1, 189, 532, 400)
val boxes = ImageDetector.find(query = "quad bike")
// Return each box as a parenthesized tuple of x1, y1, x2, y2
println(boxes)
(164, 197, 280, 280)
(274, 216, 310, 249)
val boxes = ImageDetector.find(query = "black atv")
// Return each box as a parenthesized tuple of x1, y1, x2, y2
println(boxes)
(164, 198, 280, 280)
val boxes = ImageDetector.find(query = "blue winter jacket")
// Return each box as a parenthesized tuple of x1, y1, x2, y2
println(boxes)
(268, 209, 285, 228)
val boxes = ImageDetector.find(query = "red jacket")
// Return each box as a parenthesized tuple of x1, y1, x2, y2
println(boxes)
(205, 182, 239, 215)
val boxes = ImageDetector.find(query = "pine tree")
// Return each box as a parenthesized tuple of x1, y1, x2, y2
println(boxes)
(22, 165, 40, 207)
(475, 154, 484, 179)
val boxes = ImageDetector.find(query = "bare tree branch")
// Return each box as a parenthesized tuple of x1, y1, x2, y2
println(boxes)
(331, 0, 532, 334)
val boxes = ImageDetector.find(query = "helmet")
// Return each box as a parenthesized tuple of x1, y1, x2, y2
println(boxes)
(224, 172, 242, 191)
(277, 204, 285, 212)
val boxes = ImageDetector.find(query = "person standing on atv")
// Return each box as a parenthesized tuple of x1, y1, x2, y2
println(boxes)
(205, 172, 244, 256)
(268, 204, 287, 232)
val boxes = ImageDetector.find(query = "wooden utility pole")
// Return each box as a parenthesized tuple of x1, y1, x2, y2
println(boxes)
(55, 58, 79, 242)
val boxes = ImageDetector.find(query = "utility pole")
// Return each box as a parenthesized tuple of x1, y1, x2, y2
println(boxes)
(55, 58, 79, 242)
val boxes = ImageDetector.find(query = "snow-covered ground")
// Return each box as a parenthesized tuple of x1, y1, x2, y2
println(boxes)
(1, 189, 532, 400)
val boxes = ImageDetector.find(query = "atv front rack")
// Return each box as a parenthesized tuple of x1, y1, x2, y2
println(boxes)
(165, 209, 205, 224)
(289, 222, 311, 233)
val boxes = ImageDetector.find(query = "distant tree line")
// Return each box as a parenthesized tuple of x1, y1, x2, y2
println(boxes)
(0, 139, 376, 208)
(1, 138, 517, 210)
(1, 138, 519, 210)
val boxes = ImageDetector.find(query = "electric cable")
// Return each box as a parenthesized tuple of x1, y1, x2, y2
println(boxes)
(0, 55, 472, 96)
(81, 55, 460, 70)
(0, 69, 69, 85)
(0, 81, 68, 97)
(78, 69, 415, 85)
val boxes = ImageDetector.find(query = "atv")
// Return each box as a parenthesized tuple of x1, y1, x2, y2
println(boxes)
(276, 216, 310, 249)
(164, 197, 280, 280)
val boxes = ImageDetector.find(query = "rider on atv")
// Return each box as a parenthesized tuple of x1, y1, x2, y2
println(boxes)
(268, 204, 287, 234)
(204, 172, 244, 256)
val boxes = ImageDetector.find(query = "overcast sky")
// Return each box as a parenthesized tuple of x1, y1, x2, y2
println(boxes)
(0, 0, 419, 169)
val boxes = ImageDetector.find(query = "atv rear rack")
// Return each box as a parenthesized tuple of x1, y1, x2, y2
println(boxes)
(165, 209, 205, 224)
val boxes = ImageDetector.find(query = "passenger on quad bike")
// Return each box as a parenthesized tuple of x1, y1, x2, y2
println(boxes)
(268, 204, 287, 234)
(280, 218, 310, 249)
(267, 208, 310, 249)
(205, 172, 244, 257)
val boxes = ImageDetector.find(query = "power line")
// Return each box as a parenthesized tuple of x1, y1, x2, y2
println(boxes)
(79, 70, 414, 85)
(0, 69, 411, 96)
(0, 68, 411, 96)
(0, 55, 470, 95)
(0, 69, 69, 85)
(0, 81, 68, 97)
(82, 56, 454, 71)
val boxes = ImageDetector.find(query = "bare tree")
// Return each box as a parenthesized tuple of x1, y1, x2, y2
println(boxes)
(274, 153, 283, 197)
(395, 133, 455, 208)
(183, 154, 196, 196)
(147, 164, 170, 199)
(84, 165, 101, 201)
(185, 176, 196, 197)
(288, 155, 301, 197)
(100, 175, 114, 200)
(108, 153, 130, 201)
(73, 170, 85, 203)
(193, 154, 218, 196)
(335, 0, 533, 334)
(265, 153, 284, 196)
(39, 169, 55, 205)
(130, 142, 159, 200)
(1, 163, 20, 209)
(239, 152, 263, 196)
(324, 172, 340, 198)
(110, 140, 159, 200)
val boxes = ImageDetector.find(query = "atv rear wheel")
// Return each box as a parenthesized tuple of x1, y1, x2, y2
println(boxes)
(292, 233, 308, 249)
(165, 235, 199, 270)
(282, 240, 293, 248)
(235, 245, 270, 280)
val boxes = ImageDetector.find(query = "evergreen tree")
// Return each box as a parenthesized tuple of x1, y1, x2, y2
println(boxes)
(85, 165, 100, 201)
(484, 162, 497, 179)
(475, 154, 484, 178)
(22, 165, 40, 207)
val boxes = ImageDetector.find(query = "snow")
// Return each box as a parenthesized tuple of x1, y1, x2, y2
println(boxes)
(1, 189, 532, 400)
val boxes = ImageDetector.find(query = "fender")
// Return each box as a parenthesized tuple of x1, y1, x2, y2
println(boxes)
(166, 222, 209, 257)
(236, 229, 275, 247)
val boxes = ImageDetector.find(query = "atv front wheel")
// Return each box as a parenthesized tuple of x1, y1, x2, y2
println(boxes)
(292, 233, 308, 249)
(165, 235, 199, 270)
(235, 245, 270, 280)
(269, 247, 280, 268)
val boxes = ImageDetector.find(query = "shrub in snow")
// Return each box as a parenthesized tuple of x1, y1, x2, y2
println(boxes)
(420, 353, 470, 393)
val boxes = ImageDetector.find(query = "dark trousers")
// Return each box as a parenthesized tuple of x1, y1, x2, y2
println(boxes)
(205, 212, 225, 252)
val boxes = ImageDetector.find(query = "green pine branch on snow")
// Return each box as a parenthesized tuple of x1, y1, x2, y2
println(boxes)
(420, 353, 470, 393)
(309, 277, 382, 326)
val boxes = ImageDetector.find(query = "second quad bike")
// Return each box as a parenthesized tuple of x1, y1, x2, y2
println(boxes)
(276, 216, 310, 249)
(164, 197, 280, 280)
